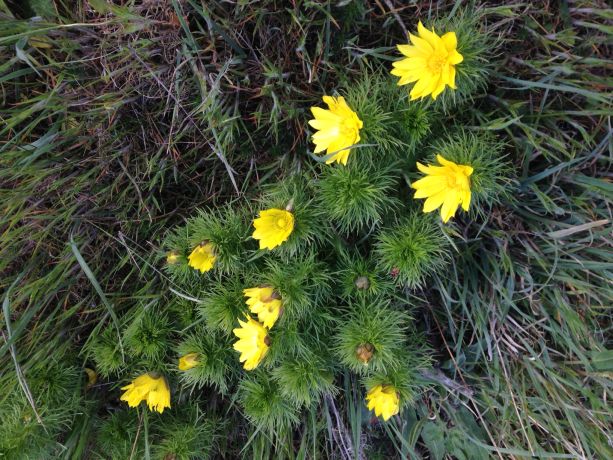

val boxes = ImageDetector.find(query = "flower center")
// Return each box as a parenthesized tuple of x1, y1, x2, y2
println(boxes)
(276, 218, 287, 228)
(447, 171, 469, 190)
(428, 53, 448, 74)
(341, 118, 358, 137)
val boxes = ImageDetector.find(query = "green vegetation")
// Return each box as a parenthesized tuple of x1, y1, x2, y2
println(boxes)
(1, 1, 611, 459)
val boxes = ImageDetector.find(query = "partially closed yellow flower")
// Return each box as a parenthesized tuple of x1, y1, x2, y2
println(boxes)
(232, 317, 270, 370)
(391, 21, 464, 100)
(244, 287, 282, 329)
(166, 251, 180, 265)
(366, 384, 400, 421)
(84, 367, 97, 389)
(411, 154, 473, 223)
(188, 242, 216, 273)
(120, 373, 171, 413)
(252, 208, 294, 250)
(308, 96, 363, 165)
(178, 353, 199, 371)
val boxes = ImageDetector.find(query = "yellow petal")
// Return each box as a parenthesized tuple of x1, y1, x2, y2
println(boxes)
(431, 81, 446, 100)
(441, 31, 457, 52)
(392, 57, 427, 71)
(461, 190, 471, 211)
(409, 32, 433, 54)
(422, 190, 448, 213)
(409, 78, 430, 100)
(448, 65, 457, 89)
(440, 191, 462, 223)
(310, 106, 340, 123)
(417, 21, 442, 50)
(396, 72, 420, 86)
(448, 49, 464, 65)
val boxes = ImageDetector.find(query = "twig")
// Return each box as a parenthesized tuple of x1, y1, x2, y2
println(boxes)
(325, 394, 358, 460)
(420, 368, 474, 399)
(383, 0, 408, 38)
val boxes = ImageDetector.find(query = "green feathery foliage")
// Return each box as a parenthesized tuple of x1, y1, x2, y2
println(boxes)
(375, 212, 450, 287)
(2, 1, 609, 458)
(342, 67, 433, 155)
(198, 277, 249, 335)
(273, 350, 337, 407)
(0, 358, 85, 458)
(238, 372, 301, 433)
(89, 326, 126, 378)
(94, 410, 141, 460)
(335, 300, 410, 375)
(317, 158, 399, 234)
(262, 253, 332, 321)
(167, 297, 199, 330)
(341, 68, 407, 153)
(152, 409, 218, 460)
(336, 250, 395, 300)
(124, 306, 172, 362)
(176, 328, 236, 393)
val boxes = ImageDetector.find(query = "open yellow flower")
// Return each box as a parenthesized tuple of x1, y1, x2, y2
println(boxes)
(120, 373, 171, 414)
(308, 96, 363, 165)
(232, 317, 270, 370)
(252, 208, 294, 250)
(178, 353, 199, 371)
(188, 242, 216, 273)
(411, 154, 473, 223)
(391, 21, 464, 100)
(366, 384, 399, 421)
(244, 287, 282, 329)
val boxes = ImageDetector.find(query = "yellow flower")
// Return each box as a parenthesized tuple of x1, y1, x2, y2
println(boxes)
(166, 251, 180, 265)
(243, 287, 282, 329)
(232, 317, 270, 370)
(252, 208, 294, 250)
(188, 242, 217, 273)
(84, 367, 97, 389)
(411, 154, 473, 223)
(120, 373, 171, 414)
(178, 353, 199, 371)
(391, 21, 464, 100)
(308, 96, 363, 165)
(366, 384, 400, 421)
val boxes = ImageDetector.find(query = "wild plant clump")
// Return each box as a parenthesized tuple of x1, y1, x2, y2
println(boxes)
(4, 1, 609, 458)
(87, 13, 511, 438)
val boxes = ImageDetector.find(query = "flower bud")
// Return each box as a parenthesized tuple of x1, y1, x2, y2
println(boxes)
(355, 276, 370, 290)
(166, 251, 180, 264)
(356, 342, 374, 364)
